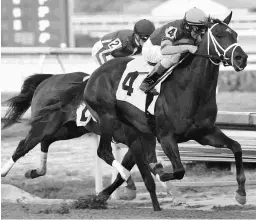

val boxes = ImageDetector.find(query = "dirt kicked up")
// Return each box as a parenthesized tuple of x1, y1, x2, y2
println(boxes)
(1, 183, 256, 219)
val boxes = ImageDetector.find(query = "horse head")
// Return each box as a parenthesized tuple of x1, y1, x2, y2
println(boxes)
(196, 12, 248, 72)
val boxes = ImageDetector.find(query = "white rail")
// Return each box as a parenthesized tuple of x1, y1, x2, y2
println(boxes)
(2, 46, 256, 55)
(1, 47, 92, 55)
(72, 14, 256, 37)
(1, 47, 256, 93)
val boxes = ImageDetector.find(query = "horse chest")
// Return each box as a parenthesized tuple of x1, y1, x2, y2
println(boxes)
(156, 98, 217, 137)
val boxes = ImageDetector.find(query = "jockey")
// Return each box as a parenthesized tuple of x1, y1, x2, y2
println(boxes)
(92, 19, 156, 66)
(139, 7, 208, 93)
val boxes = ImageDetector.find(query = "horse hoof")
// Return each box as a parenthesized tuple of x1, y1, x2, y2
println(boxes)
(235, 192, 246, 205)
(159, 173, 174, 182)
(25, 169, 38, 179)
(118, 186, 136, 200)
(153, 206, 162, 211)
(149, 162, 163, 175)
(1, 172, 7, 177)
(96, 193, 110, 203)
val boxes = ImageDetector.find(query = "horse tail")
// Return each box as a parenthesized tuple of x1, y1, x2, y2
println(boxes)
(30, 78, 89, 125)
(2, 73, 53, 129)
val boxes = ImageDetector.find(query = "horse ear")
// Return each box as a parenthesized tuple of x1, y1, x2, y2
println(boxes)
(223, 11, 232, 25)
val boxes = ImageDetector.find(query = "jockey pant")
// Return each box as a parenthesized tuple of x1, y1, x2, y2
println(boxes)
(142, 38, 181, 69)
(91, 40, 114, 67)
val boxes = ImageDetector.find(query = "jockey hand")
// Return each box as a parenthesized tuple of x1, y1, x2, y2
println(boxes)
(186, 45, 198, 54)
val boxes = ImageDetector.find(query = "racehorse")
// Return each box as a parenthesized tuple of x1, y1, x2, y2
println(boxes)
(1, 72, 89, 178)
(1, 72, 181, 201)
(83, 12, 248, 211)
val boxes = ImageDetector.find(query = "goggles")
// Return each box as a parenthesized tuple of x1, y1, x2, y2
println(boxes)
(140, 36, 149, 41)
(191, 25, 207, 34)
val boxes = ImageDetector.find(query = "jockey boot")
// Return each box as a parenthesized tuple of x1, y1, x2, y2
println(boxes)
(139, 62, 167, 95)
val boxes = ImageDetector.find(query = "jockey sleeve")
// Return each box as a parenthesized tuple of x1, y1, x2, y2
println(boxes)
(96, 38, 123, 65)
(160, 39, 191, 55)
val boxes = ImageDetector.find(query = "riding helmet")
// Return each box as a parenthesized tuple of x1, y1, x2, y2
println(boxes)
(183, 7, 208, 26)
(134, 19, 156, 40)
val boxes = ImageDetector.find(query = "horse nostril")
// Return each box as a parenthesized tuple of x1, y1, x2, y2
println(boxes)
(235, 55, 242, 62)
(235, 55, 247, 64)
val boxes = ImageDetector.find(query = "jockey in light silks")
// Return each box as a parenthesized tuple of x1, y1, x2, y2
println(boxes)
(92, 19, 156, 66)
(139, 7, 208, 94)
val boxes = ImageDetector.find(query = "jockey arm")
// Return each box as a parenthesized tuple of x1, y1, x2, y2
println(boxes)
(160, 38, 196, 55)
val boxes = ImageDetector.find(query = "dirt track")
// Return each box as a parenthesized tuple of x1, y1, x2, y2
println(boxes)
(1, 114, 256, 219)
(2, 197, 256, 219)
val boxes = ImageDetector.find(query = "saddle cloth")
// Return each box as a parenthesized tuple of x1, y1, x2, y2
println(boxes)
(116, 56, 161, 115)
(76, 76, 96, 127)
(76, 56, 174, 126)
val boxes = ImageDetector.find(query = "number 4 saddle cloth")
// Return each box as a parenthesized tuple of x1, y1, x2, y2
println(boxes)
(76, 56, 161, 127)
(116, 56, 161, 115)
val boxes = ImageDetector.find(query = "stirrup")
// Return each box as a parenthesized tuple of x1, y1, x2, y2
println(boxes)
(139, 81, 152, 92)
(146, 88, 159, 96)
(140, 74, 159, 92)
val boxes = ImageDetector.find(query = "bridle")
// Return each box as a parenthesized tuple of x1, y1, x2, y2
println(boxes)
(195, 22, 241, 68)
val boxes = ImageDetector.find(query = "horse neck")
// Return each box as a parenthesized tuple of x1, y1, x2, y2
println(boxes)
(164, 49, 220, 104)
(190, 53, 220, 99)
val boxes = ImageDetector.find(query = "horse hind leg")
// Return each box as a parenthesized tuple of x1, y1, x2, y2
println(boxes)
(196, 126, 246, 205)
(1, 126, 42, 177)
(25, 121, 88, 179)
(2, 112, 63, 178)
(1, 139, 26, 177)
(24, 141, 49, 179)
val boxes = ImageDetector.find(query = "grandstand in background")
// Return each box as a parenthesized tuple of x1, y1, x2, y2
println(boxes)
(72, 0, 256, 47)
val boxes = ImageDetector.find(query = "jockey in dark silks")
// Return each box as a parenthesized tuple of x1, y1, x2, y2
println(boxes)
(139, 7, 208, 93)
(91, 19, 156, 66)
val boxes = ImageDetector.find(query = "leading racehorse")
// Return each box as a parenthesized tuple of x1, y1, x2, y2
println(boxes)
(83, 12, 248, 211)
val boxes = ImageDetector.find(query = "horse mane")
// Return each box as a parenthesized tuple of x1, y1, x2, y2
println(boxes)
(203, 16, 225, 28)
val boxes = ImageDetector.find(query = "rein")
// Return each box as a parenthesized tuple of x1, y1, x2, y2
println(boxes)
(194, 52, 220, 60)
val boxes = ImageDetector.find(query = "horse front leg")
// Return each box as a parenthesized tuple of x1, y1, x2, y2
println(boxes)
(129, 135, 161, 211)
(138, 133, 185, 204)
(195, 125, 246, 205)
(158, 131, 185, 181)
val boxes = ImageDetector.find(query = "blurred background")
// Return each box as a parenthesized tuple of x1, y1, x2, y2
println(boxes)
(1, 0, 256, 94)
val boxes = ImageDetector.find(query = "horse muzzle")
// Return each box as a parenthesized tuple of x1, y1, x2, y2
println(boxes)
(232, 48, 248, 72)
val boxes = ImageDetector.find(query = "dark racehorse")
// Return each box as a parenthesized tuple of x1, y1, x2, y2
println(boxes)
(2, 72, 179, 201)
(1, 72, 89, 178)
(83, 12, 248, 211)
